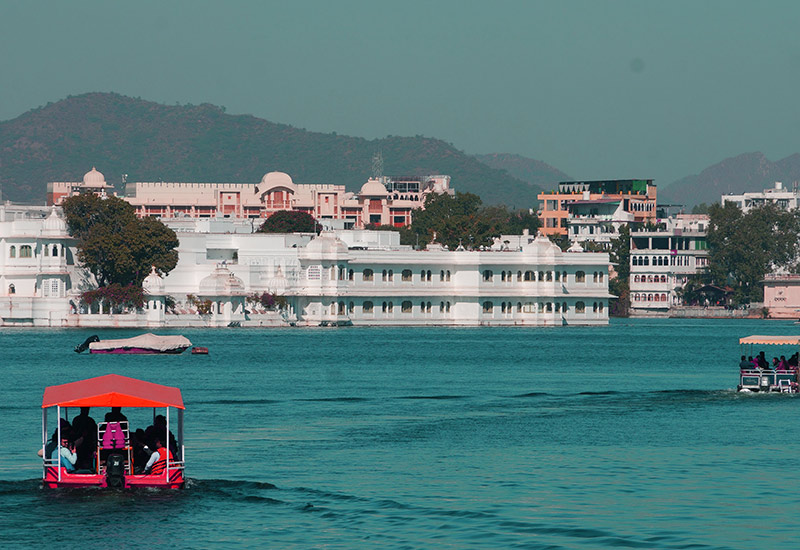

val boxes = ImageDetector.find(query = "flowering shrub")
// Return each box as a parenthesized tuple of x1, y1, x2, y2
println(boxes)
(80, 284, 145, 310)
(247, 292, 287, 311)
(186, 294, 213, 315)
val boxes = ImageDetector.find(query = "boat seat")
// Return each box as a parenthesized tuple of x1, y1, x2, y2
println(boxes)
(778, 379, 793, 393)
(97, 422, 132, 474)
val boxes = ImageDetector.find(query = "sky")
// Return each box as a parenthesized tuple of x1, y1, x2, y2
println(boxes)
(2, 0, 800, 187)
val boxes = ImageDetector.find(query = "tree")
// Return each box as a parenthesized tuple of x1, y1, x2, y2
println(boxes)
(707, 202, 800, 303)
(608, 224, 631, 316)
(62, 194, 179, 287)
(257, 211, 320, 233)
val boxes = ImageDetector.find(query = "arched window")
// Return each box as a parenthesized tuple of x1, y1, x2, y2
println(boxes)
(647, 275, 653, 283)
(388, 270, 394, 281)
(9, 246, 15, 258)
(593, 302, 598, 312)
(20, 245, 32, 258)
(483, 269, 493, 282)
(661, 293, 667, 301)
(8, 284, 15, 295)
(555, 302, 560, 313)
(524, 270, 535, 281)
(634, 275, 639, 283)
(338, 266, 346, 281)
(426, 270, 432, 282)
(446, 301, 451, 312)
(593, 272, 598, 283)
(348, 301, 354, 313)
(562, 271, 567, 281)
(382, 269, 387, 281)
(654, 294, 660, 302)
(517, 271, 522, 281)
(402, 300, 413, 313)
(388, 301, 393, 312)
(501, 271, 507, 282)
(363, 301, 374, 313)
(363, 269, 374, 281)
(420, 270, 426, 281)
(599, 302, 604, 312)
(402, 269, 413, 282)
(502, 302, 507, 313)
(482, 301, 494, 313)
(575, 271, 586, 283)
(44, 246, 49, 257)
(647, 294, 653, 301)
(575, 301, 585, 313)
(426, 301, 431, 313)
(562, 302, 567, 313)
(348, 269, 354, 281)
(440, 301, 445, 312)
(644, 257, 649, 266)
(546, 271, 552, 281)
(517, 302, 522, 312)
(52, 245, 58, 256)
(446, 270, 451, 282)
(661, 275, 667, 283)
(338, 301, 345, 314)
(440, 270, 445, 281)
(555, 271, 561, 282)
(599, 272, 604, 282)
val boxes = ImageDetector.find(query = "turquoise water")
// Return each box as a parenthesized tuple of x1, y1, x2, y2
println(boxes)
(2, 319, 800, 549)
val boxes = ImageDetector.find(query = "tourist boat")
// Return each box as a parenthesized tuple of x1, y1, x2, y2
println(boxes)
(74, 333, 192, 354)
(41, 374, 185, 488)
(737, 335, 800, 393)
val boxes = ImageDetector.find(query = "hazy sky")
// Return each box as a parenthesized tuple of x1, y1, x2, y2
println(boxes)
(2, 0, 799, 186)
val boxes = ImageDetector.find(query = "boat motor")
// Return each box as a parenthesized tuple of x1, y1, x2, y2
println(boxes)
(105, 453, 125, 488)
(74, 335, 100, 354)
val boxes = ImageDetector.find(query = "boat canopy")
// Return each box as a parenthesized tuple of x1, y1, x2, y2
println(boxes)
(88, 333, 191, 353)
(42, 374, 184, 409)
(739, 335, 800, 346)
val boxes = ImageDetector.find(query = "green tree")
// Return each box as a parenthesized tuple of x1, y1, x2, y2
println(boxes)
(63, 194, 179, 287)
(707, 202, 800, 303)
(608, 224, 631, 316)
(257, 211, 320, 233)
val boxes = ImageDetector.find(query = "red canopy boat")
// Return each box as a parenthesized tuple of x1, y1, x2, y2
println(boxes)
(41, 374, 185, 489)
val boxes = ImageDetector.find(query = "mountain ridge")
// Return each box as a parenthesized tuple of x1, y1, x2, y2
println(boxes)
(0, 92, 546, 207)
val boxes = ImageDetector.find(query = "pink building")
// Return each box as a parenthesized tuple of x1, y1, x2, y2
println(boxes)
(48, 169, 453, 229)
(763, 274, 800, 319)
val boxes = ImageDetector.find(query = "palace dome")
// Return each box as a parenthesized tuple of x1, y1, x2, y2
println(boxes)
(260, 171, 296, 190)
(42, 206, 67, 236)
(522, 231, 563, 257)
(142, 266, 165, 294)
(83, 167, 106, 186)
(199, 264, 246, 295)
(303, 232, 349, 256)
(359, 178, 388, 197)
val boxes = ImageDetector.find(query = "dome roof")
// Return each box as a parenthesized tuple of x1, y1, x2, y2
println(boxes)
(142, 266, 165, 294)
(83, 167, 106, 186)
(359, 178, 388, 196)
(42, 206, 67, 235)
(260, 171, 297, 192)
(302, 232, 349, 256)
(522, 231, 563, 257)
(199, 264, 246, 295)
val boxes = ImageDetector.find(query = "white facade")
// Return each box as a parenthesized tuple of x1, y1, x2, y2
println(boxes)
(722, 181, 800, 213)
(566, 197, 635, 249)
(629, 214, 709, 315)
(0, 205, 612, 327)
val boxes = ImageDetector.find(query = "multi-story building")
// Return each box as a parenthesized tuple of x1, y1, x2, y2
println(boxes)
(538, 179, 657, 237)
(0, 205, 612, 327)
(628, 214, 709, 315)
(566, 195, 635, 249)
(47, 168, 453, 229)
(722, 181, 800, 213)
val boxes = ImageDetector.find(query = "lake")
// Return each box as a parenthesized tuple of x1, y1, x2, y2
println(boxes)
(1, 319, 798, 549)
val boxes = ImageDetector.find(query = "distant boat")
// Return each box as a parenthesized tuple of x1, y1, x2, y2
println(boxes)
(74, 333, 192, 355)
(737, 335, 799, 393)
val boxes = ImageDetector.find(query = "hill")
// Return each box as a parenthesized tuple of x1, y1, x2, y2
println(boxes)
(473, 153, 570, 194)
(661, 152, 800, 208)
(0, 93, 543, 208)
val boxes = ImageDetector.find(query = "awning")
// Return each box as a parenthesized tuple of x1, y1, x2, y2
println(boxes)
(42, 374, 184, 409)
(739, 335, 800, 346)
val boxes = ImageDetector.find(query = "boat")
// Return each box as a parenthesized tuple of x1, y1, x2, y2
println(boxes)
(74, 333, 192, 354)
(737, 335, 800, 393)
(41, 374, 186, 488)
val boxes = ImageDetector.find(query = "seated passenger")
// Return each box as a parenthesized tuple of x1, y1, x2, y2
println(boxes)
(131, 429, 153, 474)
(105, 407, 128, 424)
(51, 434, 77, 473)
(789, 353, 799, 367)
(772, 357, 781, 370)
(143, 437, 173, 475)
(758, 352, 768, 369)
(750, 356, 759, 368)
(779, 355, 789, 370)
(71, 407, 97, 470)
(147, 415, 178, 457)
(739, 355, 752, 370)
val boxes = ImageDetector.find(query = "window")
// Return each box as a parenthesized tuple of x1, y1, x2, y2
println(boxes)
(426, 302, 432, 313)
(483, 269, 493, 282)
(338, 266, 346, 280)
(20, 245, 32, 258)
(575, 301, 586, 313)
(382, 301, 387, 313)
(8, 284, 15, 295)
(524, 270, 535, 281)
(599, 272, 604, 282)
(402, 269, 413, 282)
(575, 271, 585, 283)
(546, 271, 552, 281)
(446, 301, 451, 312)
(599, 302, 604, 312)
(426, 270, 432, 282)
(501, 271, 507, 282)
(388, 270, 394, 281)
(593, 272, 598, 283)
(348, 269, 354, 281)
(9, 246, 15, 258)
(446, 270, 451, 282)
(382, 269, 388, 281)
(593, 302, 598, 312)
(52, 245, 58, 256)
(482, 301, 494, 313)
(388, 301, 394, 312)
(402, 301, 413, 313)
(50, 280, 60, 296)
(363, 301, 374, 313)
(338, 301, 345, 314)
(363, 269, 374, 282)
(440, 270, 445, 281)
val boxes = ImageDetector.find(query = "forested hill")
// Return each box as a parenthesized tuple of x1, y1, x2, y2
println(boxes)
(0, 92, 543, 207)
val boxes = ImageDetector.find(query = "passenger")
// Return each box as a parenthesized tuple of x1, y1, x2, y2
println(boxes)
(143, 437, 173, 475)
(104, 407, 128, 424)
(739, 355, 752, 370)
(71, 407, 97, 470)
(37, 420, 69, 458)
(779, 356, 789, 370)
(772, 357, 781, 370)
(790, 353, 799, 367)
(750, 356, 759, 368)
(758, 352, 769, 369)
(150, 414, 178, 457)
(51, 432, 77, 473)
(131, 429, 153, 474)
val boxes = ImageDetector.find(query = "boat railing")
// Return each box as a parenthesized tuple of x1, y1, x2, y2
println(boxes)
(740, 368, 799, 391)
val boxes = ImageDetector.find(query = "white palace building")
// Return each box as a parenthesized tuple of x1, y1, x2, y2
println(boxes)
(0, 204, 612, 327)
